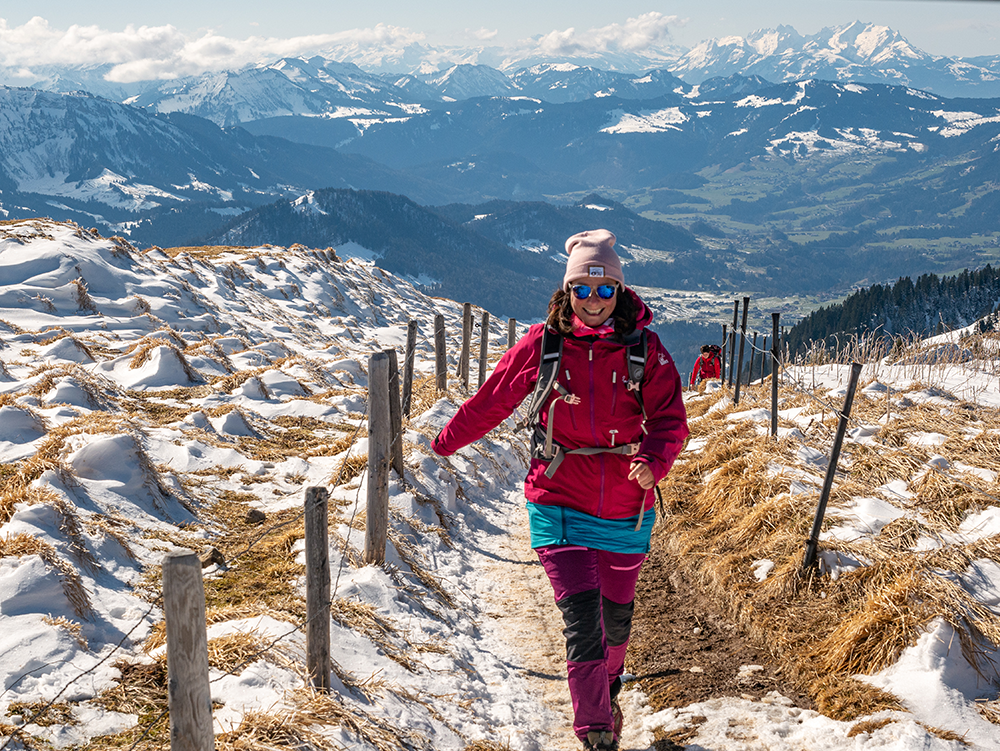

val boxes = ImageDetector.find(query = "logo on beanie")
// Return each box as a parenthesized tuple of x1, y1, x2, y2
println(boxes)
(588, 266, 605, 277)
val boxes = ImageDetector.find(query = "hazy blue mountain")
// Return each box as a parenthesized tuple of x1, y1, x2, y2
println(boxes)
(0, 85, 464, 230)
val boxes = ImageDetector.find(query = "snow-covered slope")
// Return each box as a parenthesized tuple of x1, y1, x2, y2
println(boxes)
(1, 218, 999, 750)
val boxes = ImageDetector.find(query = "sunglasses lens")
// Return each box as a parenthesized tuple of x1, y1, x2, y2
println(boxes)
(572, 285, 592, 300)
(596, 285, 617, 299)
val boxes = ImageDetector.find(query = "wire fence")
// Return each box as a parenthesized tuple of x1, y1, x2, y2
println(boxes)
(4, 300, 998, 748)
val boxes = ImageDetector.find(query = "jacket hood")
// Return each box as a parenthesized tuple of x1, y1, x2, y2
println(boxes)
(625, 286, 653, 331)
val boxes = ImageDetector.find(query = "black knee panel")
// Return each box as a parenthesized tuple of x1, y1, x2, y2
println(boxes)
(556, 588, 604, 663)
(601, 596, 634, 647)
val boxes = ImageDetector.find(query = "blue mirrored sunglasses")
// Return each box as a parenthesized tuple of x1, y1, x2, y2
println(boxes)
(571, 283, 617, 300)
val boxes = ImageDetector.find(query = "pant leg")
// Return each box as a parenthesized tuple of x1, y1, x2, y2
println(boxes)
(597, 550, 646, 684)
(536, 545, 612, 741)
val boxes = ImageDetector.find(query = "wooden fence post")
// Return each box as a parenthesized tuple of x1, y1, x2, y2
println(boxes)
(802, 362, 863, 572)
(478, 311, 490, 388)
(508, 318, 516, 349)
(434, 314, 446, 392)
(304, 486, 330, 692)
(459, 303, 472, 389)
(385, 348, 404, 478)
(728, 300, 739, 387)
(733, 297, 750, 406)
(401, 320, 417, 417)
(760, 335, 768, 385)
(771, 313, 780, 438)
(750, 332, 758, 383)
(720, 324, 727, 384)
(365, 352, 390, 565)
(162, 550, 213, 751)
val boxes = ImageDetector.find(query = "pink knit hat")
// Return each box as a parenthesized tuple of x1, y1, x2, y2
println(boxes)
(562, 229, 624, 291)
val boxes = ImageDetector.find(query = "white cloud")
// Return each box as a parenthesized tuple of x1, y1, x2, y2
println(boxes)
(0, 17, 425, 82)
(529, 12, 679, 57)
(472, 28, 499, 42)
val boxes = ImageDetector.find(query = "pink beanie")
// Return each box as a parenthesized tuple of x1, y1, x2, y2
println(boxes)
(562, 229, 624, 291)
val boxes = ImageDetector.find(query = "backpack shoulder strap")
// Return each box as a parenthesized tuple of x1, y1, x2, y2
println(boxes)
(623, 329, 649, 424)
(516, 326, 563, 430)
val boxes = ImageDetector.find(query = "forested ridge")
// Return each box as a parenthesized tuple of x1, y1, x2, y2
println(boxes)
(786, 265, 1000, 353)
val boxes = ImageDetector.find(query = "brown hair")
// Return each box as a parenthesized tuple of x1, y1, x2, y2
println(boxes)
(545, 286, 638, 342)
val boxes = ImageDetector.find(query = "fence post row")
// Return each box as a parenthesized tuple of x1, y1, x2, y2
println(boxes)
(162, 550, 213, 751)
(401, 319, 417, 417)
(770, 313, 780, 438)
(304, 486, 331, 692)
(434, 314, 446, 392)
(802, 362, 863, 573)
(733, 296, 750, 406)
(459, 302, 472, 389)
(478, 310, 490, 389)
(728, 301, 739, 387)
(365, 352, 390, 565)
(385, 348, 404, 478)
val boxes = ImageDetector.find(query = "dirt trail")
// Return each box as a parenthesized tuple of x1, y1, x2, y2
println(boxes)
(483, 511, 579, 750)
(484, 508, 814, 751)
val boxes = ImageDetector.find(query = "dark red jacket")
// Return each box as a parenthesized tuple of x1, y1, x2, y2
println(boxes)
(432, 290, 688, 520)
(690, 352, 721, 386)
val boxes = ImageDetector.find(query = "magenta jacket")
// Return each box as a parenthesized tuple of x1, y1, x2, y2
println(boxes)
(432, 290, 689, 520)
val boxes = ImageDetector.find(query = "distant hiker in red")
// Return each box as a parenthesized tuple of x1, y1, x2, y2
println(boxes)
(689, 344, 722, 388)
(432, 229, 688, 751)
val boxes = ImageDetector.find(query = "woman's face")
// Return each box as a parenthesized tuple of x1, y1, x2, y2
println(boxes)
(568, 276, 618, 328)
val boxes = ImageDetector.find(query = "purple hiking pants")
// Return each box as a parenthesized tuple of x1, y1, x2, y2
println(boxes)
(536, 545, 646, 741)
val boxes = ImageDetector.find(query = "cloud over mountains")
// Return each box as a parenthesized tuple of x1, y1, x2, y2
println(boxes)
(0, 13, 681, 82)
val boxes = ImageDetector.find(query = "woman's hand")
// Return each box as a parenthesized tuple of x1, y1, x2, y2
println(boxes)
(628, 461, 655, 489)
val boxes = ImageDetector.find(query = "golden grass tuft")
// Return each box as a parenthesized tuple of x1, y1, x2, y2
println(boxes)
(206, 630, 297, 674)
(0, 533, 93, 618)
(408, 374, 446, 416)
(810, 675, 904, 721)
(42, 614, 87, 649)
(6, 701, 77, 727)
(847, 717, 897, 738)
(282, 688, 431, 751)
(910, 469, 992, 532)
(90, 658, 168, 720)
(332, 451, 369, 487)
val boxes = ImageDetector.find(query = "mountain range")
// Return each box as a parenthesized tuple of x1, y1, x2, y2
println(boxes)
(3, 21, 1000, 325)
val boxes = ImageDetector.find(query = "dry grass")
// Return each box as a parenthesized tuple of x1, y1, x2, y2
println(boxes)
(332, 451, 369, 487)
(0, 533, 93, 619)
(42, 614, 88, 649)
(6, 701, 77, 727)
(847, 717, 898, 738)
(650, 382, 1000, 723)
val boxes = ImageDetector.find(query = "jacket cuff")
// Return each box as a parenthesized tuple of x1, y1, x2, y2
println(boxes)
(431, 431, 453, 457)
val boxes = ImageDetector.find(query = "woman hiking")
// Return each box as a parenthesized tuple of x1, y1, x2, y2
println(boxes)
(432, 229, 688, 750)
(690, 343, 722, 388)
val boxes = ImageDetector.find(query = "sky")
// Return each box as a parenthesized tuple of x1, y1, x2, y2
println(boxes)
(1, 1, 999, 82)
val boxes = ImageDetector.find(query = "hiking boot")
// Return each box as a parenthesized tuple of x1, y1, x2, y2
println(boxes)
(609, 676, 623, 739)
(582, 730, 619, 750)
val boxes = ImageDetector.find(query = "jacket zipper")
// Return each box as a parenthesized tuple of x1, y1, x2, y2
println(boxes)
(589, 343, 606, 517)
(610, 368, 618, 416)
